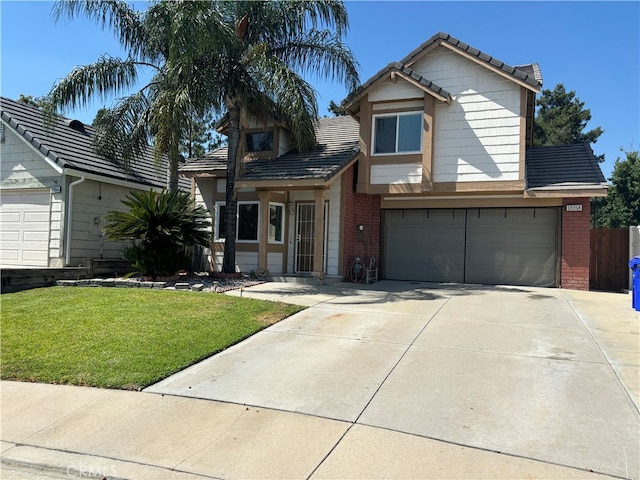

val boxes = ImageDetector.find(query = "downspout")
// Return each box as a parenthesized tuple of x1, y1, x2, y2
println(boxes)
(65, 176, 86, 266)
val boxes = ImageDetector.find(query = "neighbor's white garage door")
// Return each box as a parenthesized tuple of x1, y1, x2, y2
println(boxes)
(0, 190, 51, 266)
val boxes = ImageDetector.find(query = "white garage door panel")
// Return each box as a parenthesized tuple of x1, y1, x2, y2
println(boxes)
(0, 230, 20, 242)
(0, 190, 51, 266)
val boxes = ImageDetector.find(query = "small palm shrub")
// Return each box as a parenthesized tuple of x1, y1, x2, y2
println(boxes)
(104, 190, 211, 278)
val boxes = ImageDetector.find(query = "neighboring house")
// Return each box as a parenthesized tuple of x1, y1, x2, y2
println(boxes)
(182, 32, 607, 290)
(0, 96, 172, 267)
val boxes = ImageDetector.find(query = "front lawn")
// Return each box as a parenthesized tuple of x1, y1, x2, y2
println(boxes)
(1, 287, 303, 390)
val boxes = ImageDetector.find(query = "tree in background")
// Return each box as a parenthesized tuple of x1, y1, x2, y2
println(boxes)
(327, 100, 347, 116)
(16, 94, 44, 108)
(592, 150, 640, 227)
(180, 110, 226, 159)
(534, 83, 603, 154)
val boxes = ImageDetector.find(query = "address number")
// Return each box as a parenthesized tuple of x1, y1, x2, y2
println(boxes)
(565, 204, 583, 212)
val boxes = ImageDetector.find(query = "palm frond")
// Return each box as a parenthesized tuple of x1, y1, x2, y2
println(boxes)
(52, 0, 147, 58)
(47, 56, 139, 111)
(92, 91, 152, 171)
(270, 29, 360, 91)
(245, 53, 318, 151)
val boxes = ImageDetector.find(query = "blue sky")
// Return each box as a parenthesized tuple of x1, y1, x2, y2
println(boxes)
(1, 1, 638, 181)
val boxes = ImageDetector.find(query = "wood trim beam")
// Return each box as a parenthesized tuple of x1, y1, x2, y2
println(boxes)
(357, 94, 372, 194)
(257, 190, 271, 272)
(381, 196, 562, 209)
(312, 189, 325, 279)
(369, 183, 424, 195)
(524, 188, 608, 198)
(519, 87, 527, 181)
(422, 96, 435, 192)
(433, 180, 526, 194)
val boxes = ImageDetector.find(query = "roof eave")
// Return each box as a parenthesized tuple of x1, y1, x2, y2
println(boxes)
(524, 184, 608, 198)
(343, 64, 451, 115)
(438, 41, 541, 93)
(237, 152, 359, 189)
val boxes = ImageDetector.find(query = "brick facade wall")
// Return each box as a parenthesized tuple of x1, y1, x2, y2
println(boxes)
(561, 197, 591, 290)
(342, 164, 381, 279)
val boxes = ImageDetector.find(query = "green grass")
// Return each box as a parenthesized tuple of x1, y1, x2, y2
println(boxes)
(1, 287, 303, 390)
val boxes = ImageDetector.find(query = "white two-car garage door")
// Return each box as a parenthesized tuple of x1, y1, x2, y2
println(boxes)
(384, 208, 559, 287)
(0, 190, 51, 266)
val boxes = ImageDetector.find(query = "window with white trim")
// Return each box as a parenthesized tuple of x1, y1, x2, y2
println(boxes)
(268, 203, 285, 243)
(372, 112, 422, 155)
(215, 201, 259, 242)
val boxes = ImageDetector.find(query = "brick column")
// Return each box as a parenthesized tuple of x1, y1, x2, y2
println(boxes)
(561, 198, 591, 290)
(342, 164, 381, 279)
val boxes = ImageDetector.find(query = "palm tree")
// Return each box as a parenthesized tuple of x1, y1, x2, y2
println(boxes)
(196, 1, 360, 273)
(46, 1, 359, 273)
(45, 0, 231, 191)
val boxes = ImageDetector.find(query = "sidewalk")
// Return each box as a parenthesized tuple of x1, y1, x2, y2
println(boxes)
(1, 382, 616, 480)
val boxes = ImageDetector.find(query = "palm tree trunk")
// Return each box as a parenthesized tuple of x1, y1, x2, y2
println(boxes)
(167, 143, 180, 192)
(222, 103, 240, 273)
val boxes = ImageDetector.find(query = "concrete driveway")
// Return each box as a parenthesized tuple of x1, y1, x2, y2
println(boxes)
(147, 280, 640, 479)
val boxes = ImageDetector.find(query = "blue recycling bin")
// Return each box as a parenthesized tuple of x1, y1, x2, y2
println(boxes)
(629, 256, 640, 311)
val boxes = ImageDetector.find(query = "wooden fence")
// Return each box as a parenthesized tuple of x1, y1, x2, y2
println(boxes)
(590, 228, 629, 291)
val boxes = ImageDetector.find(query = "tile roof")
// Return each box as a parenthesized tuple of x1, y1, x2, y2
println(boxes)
(400, 32, 542, 90)
(1, 96, 171, 188)
(180, 146, 228, 173)
(342, 62, 451, 110)
(526, 143, 608, 190)
(181, 116, 360, 183)
(343, 32, 541, 114)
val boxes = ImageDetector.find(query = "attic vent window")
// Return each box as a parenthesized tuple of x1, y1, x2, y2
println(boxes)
(246, 131, 273, 152)
(66, 119, 86, 133)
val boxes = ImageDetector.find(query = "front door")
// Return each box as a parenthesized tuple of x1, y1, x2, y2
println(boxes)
(295, 202, 328, 272)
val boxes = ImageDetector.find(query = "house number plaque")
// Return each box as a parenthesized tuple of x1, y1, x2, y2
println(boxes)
(565, 204, 583, 212)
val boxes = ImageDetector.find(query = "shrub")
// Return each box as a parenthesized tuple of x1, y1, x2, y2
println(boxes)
(104, 190, 211, 278)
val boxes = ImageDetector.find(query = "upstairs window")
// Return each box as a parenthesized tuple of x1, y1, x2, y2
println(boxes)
(246, 131, 274, 152)
(373, 112, 422, 155)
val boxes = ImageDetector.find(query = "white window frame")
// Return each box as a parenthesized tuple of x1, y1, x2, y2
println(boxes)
(214, 201, 260, 243)
(268, 202, 285, 244)
(371, 111, 423, 156)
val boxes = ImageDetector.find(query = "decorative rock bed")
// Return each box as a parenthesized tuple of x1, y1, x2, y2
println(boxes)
(56, 273, 265, 293)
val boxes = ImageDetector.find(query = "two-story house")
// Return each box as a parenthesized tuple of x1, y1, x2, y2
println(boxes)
(183, 32, 607, 290)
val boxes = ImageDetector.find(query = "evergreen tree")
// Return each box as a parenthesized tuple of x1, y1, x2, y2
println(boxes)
(592, 150, 640, 227)
(534, 84, 603, 150)
(327, 100, 347, 116)
(180, 111, 226, 158)
(16, 94, 44, 108)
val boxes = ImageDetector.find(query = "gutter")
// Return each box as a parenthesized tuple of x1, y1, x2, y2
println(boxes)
(65, 176, 86, 266)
